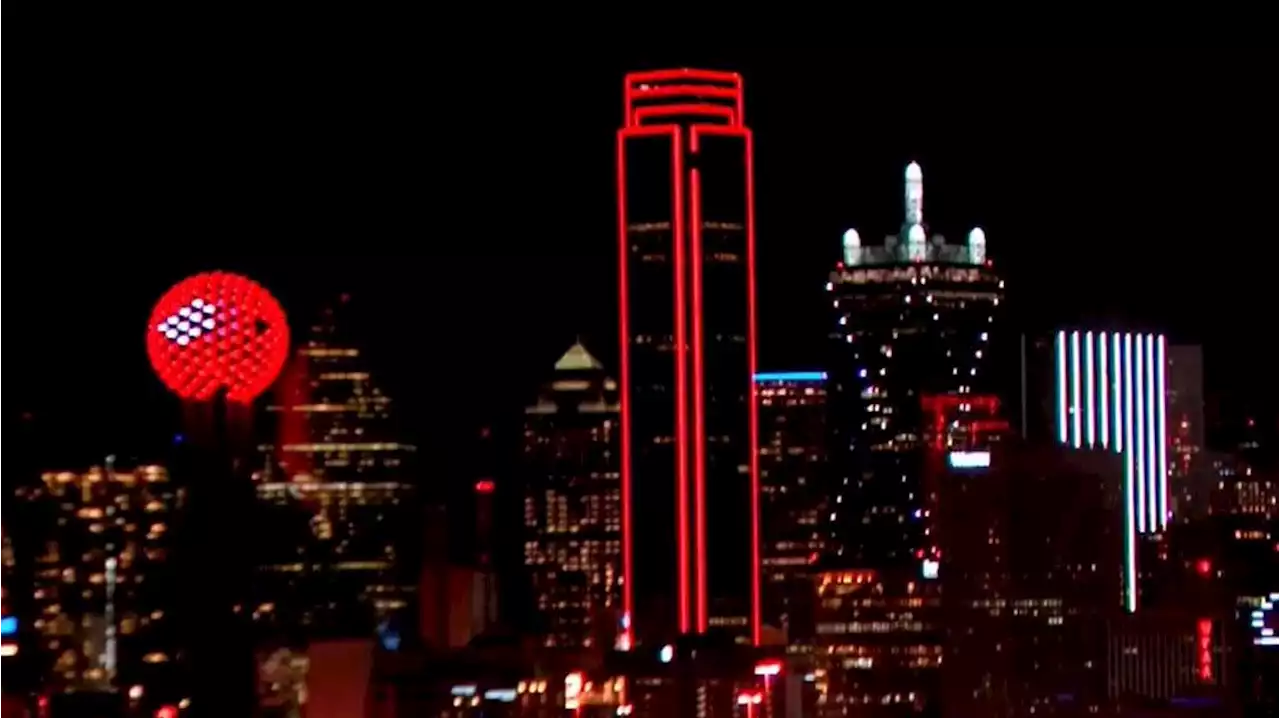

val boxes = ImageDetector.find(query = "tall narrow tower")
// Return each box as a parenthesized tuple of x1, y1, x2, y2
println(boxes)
(617, 69, 760, 646)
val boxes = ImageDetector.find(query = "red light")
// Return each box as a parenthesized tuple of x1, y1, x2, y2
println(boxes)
(1195, 558, 1212, 576)
(154, 707, 179, 718)
(474, 480, 495, 494)
(146, 272, 289, 403)
(1196, 619, 1213, 681)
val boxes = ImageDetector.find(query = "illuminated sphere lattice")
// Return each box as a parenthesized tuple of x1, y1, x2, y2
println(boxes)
(146, 272, 289, 403)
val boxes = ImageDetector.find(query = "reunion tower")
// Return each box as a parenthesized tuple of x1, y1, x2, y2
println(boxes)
(617, 69, 761, 647)
(147, 271, 290, 716)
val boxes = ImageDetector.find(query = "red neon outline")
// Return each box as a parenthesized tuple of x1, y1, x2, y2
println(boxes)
(627, 68, 740, 86)
(746, 127, 761, 647)
(630, 85, 740, 101)
(690, 164, 708, 631)
(671, 128, 692, 635)
(689, 122, 760, 643)
(632, 104, 736, 128)
(615, 129, 635, 637)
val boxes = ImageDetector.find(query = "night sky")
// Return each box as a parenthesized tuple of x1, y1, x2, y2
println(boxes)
(13, 49, 1275, 473)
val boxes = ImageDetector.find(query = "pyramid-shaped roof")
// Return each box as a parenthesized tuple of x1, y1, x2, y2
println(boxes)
(554, 342, 603, 371)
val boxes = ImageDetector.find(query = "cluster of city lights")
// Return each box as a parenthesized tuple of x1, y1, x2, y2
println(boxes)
(1251, 593, 1280, 647)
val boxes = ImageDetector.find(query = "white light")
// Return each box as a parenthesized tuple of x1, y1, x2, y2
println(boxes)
(155, 324, 168, 333)
(659, 645, 674, 663)
(165, 329, 178, 340)
(191, 298, 204, 308)
(167, 315, 180, 325)
(189, 328, 202, 338)
(202, 318, 215, 330)
(177, 321, 191, 332)
(921, 559, 940, 579)
(178, 307, 191, 318)
(948, 451, 991, 469)
(177, 335, 190, 346)
(202, 304, 216, 314)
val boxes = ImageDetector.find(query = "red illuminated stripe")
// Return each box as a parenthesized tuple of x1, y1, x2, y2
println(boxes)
(630, 85, 740, 101)
(626, 68, 740, 87)
(672, 128, 692, 635)
(633, 104, 736, 127)
(745, 127, 761, 646)
(615, 128, 635, 632)
(690, 164, 708, 632)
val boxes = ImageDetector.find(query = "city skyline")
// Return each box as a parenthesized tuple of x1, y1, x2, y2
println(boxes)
(13, 52, 1274, 467)
(7, 52, 1276, 716)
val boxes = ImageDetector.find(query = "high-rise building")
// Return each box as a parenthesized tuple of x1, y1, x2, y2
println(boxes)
(252, 297, 418, 640)
(938, 442, 1125, 716)
(617, 68, 759, 645)
(14, 463, 184, 708)
(1049, 329, 1171, 612)
(522, 342, 621, 649)
(826, 161, 1004, 570)
(1165, 345, 1208, 521)
(754, 371, 828, 644)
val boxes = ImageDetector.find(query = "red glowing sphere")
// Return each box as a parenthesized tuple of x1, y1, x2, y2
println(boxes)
(146, 272, 289, 403)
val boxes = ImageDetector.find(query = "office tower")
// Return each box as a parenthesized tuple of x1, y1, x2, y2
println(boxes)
(252, 297, 418, 639)
(14, 464, 184, 707)
(1165, 345, 1207, 520)
(811, 568, 942, 716)
(938, 443, 1125, 716)
(754, 371, 828, 644)
(522, 342, 621, 649)
(826, 161, 1004, 569)
(1049, 329, 1169, 612)
(617, 68, 759, 645)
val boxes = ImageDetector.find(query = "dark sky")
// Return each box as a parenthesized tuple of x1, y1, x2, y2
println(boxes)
(12, 49, 1275, 468)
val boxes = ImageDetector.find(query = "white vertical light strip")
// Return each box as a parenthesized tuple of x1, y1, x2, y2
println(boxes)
(1134, 334, 1148, 534)
(1099, 332, 1110, 450)
(1085, 331, 1096, 447)
(1055, 331, 1068, 444)
(1145, 334, 1160, 530)
(1071, 331, 1083, 448)
(1122, 334, 1138, 612)
(1156, 335, 1169, 529)
(1112, 333, 1124, 454)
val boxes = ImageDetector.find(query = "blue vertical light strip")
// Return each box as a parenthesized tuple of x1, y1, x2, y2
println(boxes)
(1085, 331, 1096, 447)
(1155, 335, 1169, 529)
(1144, 334, 1159, 530)
(1070, 331, 1082, 448)
(1133, 334, 1148, 534)
(1055, 331, 1068, 444)
(1122, 333, 1138, 611)
(1099, 332, 1110, 450)
(1112, 333, 1124, 454)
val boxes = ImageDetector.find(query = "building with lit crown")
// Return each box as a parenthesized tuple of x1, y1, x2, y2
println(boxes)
(826, 161, 1004, 571)
(522, 342, 622, 649)
(252, 297, 418, 641)
(754, 371, 829, 645)
(617, 68, 760, 646)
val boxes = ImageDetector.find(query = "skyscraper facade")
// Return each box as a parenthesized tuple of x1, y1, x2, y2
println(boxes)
(827, 162, 1004, 570)
(252, 297, 418, 640)
(522, 342, 621, 649)
(1051, 328, 1169, 612)
(617, 69, 759, 645)
(15, 464, 183, 706)
(755, 371, 829, 644)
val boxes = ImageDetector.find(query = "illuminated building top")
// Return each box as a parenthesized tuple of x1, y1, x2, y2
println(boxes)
(840, 162, 989, 268)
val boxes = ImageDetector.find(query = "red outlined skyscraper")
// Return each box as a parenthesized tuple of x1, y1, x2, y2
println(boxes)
(617, 69, 760, 646)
